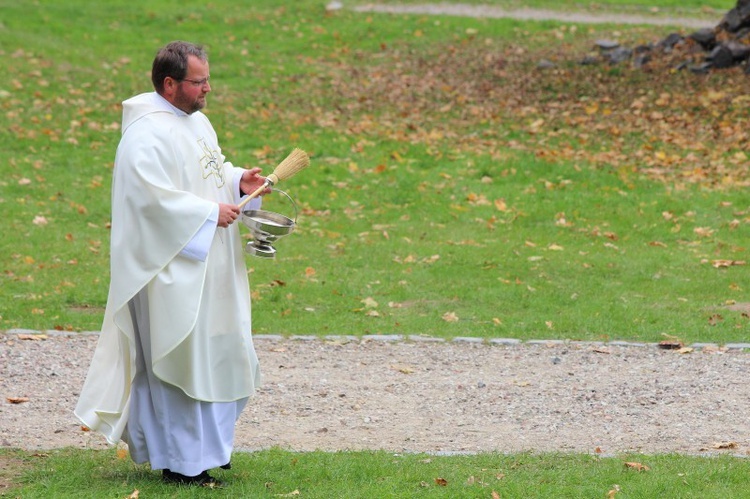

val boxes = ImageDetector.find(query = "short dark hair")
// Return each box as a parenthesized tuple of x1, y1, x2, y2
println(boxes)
(151, 41, 208, 93)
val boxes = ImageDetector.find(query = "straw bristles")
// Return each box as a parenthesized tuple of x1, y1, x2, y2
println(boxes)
(238, 148, 310, 209)
(271, 148, 309, 183)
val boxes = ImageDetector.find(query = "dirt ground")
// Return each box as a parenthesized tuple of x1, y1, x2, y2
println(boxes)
(2, 332, 749, 458)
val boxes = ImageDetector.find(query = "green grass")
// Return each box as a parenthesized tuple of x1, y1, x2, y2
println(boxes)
(2, 0, 749, 344)
(3, 447, 750, 498)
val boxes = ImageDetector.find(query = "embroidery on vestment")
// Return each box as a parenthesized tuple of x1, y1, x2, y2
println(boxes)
(198, 137, 224, 187)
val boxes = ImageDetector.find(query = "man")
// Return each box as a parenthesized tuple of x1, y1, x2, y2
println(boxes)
(75, 41, 267, 486)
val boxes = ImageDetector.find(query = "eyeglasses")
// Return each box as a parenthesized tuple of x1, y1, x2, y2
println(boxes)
(179, 76, 210, 87)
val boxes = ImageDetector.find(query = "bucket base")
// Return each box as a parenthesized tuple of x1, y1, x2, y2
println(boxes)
(245, 242, 277, 258)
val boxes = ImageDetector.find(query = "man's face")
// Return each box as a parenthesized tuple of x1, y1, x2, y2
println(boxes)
(173, 55, 211, 114)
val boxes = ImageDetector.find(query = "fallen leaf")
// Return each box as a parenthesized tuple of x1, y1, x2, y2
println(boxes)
(117, 448, 128, 459)
(658, 340, 683, 350)
(492, 492, 501, 499)
(18, 334, 47, 341)
(607, 484, 621, 498)
(442, 311, 459, 322)
(435, 477, 448, 486)
(624, 462, 650, 472)
(276, 490, 300, 497)
(713, 441, 738, 449)
(7, 397, 30, 404)
(127, 490, 140, 499)
(391, 364, 414, 374)
(712, 259, 746, 268)
(362, 297, 378, 308)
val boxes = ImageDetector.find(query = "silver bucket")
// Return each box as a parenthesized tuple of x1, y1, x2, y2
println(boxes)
(241, 188, 297, 259)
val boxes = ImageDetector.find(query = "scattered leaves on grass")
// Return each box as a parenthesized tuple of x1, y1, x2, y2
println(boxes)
(434, 477, 448, 486)
(607, 484, 621, 498)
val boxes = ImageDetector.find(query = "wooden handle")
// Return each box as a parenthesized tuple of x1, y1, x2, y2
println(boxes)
(238, 182, 267, 210)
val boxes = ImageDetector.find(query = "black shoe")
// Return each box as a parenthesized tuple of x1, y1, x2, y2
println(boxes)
(162, 469, 223, 487)
(220, 461, 231, 470)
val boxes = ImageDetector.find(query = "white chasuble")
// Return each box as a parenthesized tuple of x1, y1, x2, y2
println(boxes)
(75, 92, 262, 445)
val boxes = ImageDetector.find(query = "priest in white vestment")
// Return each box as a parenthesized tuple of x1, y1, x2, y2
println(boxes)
(75, 41, 266, 486)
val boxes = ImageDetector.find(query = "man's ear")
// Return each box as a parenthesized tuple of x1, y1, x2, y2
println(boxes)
(163, 77, 178, 96)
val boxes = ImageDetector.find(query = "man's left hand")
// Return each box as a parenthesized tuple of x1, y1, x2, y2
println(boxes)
(240, 167, 272, 196)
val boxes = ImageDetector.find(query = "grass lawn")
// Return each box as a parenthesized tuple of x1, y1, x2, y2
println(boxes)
(1, 0, 749, 496)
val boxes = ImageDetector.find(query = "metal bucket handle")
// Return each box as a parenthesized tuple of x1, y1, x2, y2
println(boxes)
(271, 187, 298, 223)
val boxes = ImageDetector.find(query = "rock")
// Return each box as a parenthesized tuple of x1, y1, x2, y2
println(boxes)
(595, 39, 620, 50)
(689, 62, 713, 74)
(537, 59, 556, 69)
(633, 54, 651, 69)
(579, 54, 599, 65)
(720, 0, 750, 33)
(689, 28, 717, 50)
(658, 33, 684, 52)
(708, 44, 736, 68)
(606, 46, 633, 64)
(706, 41, 750, 68)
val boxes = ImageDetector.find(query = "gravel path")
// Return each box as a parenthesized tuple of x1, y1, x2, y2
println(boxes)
(2, 332, 749, 456)
(352, 3, 720, 29)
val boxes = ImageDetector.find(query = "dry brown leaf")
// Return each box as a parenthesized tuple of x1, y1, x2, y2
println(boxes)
(607, 484, 621, 498)
(18, 334, 47, 341)
(624, 462, 650, 472)
(658, 340, 683, 350)
(713, 441, 738, 449)
(127, 490, 140, 499)
(712, 259, 746, 268)
(7, 397, 30, 404)
(492, 491, 501, 499)
(434, 477, 448, 486)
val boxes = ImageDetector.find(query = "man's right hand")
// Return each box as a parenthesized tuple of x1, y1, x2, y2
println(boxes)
(218, 203, 240, 227)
